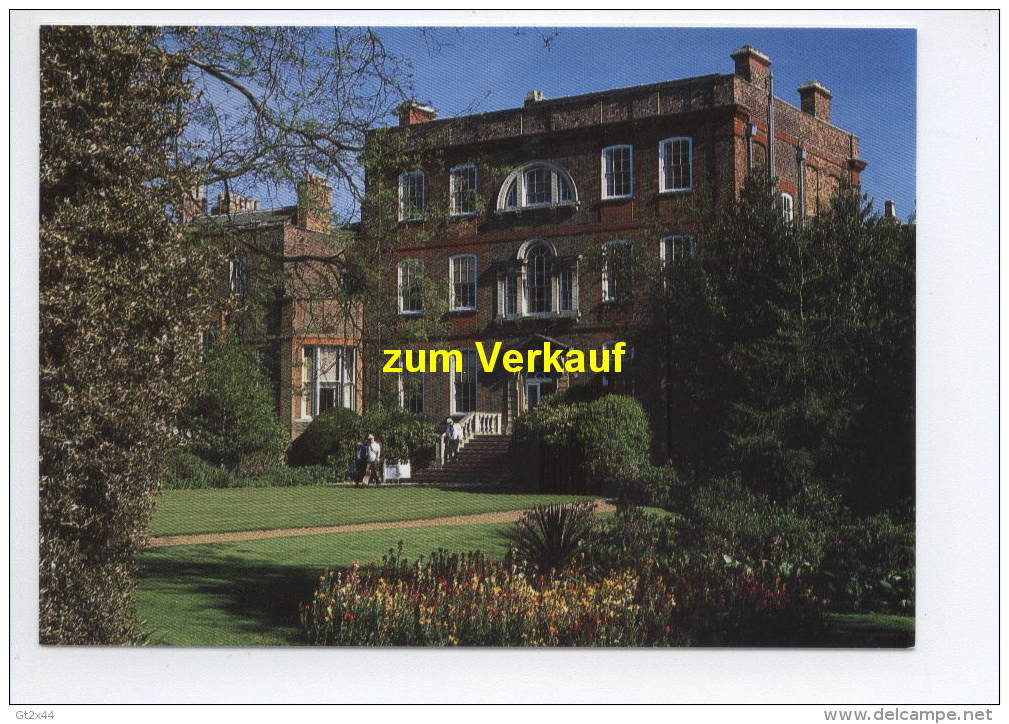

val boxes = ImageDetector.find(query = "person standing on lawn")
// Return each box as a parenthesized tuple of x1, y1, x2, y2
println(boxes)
(364, 433, 383, 485)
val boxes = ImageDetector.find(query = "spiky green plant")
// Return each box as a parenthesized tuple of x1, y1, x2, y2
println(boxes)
(505, 502, 597, 576)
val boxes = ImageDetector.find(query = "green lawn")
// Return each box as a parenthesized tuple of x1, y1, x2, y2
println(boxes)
(138, 521, 512, 646)
(150, 486, 597, 536)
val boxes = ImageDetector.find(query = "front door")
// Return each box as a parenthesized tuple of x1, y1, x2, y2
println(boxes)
(525, 377, 554, 408)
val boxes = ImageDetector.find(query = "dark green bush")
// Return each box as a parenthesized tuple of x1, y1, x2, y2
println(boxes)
(164, 450, 333, 489)
(584, 507, 681, 571)
(179, 337, 288, 472)
(819, 512, 915, 613)
(511, 393, 650, 494)
(359, 404, 437, 467)
(575, 395, 650, 487)
(615, 463, 687, 509)
(287, 406, 362, 469)
(164, 450, 238, 489)
(287, 403, 437, 473)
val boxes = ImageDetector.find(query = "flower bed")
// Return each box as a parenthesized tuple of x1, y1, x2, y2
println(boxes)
(300, 547, 820, 646)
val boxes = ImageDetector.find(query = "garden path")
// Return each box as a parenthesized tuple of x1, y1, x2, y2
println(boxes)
(147, 499, 616, 548)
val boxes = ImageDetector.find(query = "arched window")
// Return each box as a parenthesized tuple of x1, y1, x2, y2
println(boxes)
(497, 162, 578, 212)
(496, 240, 578, 319)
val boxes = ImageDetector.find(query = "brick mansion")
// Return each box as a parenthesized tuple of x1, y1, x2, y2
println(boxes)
(206, 45, 874, 463)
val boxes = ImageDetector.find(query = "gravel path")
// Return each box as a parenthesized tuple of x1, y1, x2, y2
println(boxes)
(147, 500, 617, 548)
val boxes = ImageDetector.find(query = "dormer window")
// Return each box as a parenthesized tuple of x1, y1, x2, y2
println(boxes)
(497, 162, 578, 212)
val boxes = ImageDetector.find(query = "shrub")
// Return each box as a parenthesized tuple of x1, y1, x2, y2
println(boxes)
(505, 502, 597, 575)
(575, 395, 651, 488)
(179, 336, 288, 472)
(287, 406, 362, 469)
(359, 404, 437, 468)
(164, 451, 238, 489)
(615, 463, 687, 509)
(164, 451, 334, 489)
(584, 507, 681, 571)
(819, 512, 915, 613)
(511, 393, 651, 494)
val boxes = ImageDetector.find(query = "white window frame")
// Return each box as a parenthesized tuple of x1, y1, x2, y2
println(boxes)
(398, 370, 424, 416)
(601, 144, 634, 200)
(496, 161, 578, 212)
(301, 345, 356, 419)
(659, 137, 693, 193)
(659, 235, 697, 266)
(398, 170, 426, 221)
(450, 163, 478, 216)
(449, 253, 478, 311)
(450, 348, 478, 415)
(602, 239, 633, 302)
(397, 258, 425, 315)
(780, 192, 794, 223)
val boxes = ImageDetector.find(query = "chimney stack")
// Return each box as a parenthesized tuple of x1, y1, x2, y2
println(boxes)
(212, 192, 259, 216)
(524, 90, 547, 106)
(730, 45, 772, 90)
(297, 174, 332, 232)
(398, 101, 437, 126)
(884, 200, 898, 223)
(798, 80, 833, 123)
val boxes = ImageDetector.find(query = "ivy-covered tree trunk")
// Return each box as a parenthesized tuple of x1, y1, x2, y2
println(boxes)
(39, 26, 223, 643)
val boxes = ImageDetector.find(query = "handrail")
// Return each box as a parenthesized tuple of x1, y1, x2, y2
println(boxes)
(435, 411, 503, 466)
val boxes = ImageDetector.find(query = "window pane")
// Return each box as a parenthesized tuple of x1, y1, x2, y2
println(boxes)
(400, 172, 426, 219)
(605, 243, 633, 300)
(527, 246, 551, 313)
(662, 139, 691, 191)
(505, 275, 518, 316)
(559, 268, 573, 311)
(452, 255, 476, 309)
(401, 371, 423, 415)
(399, 259, 424, 313)
(504, 179, 518, 208)
(604, 147, 632, 197)
(452, 166, 477, 214)
(525, 168, 551, 205)
(453, 350, 477, 413)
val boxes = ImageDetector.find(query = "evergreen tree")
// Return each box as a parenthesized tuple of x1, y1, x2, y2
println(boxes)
(40, 26, 224, 643)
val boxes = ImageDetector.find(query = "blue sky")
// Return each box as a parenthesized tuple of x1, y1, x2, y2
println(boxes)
(376, 26, 916, 221)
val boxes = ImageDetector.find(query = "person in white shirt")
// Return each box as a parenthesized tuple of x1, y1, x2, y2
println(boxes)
(445, 417, 462, 461)
(364, 433, 383, 485)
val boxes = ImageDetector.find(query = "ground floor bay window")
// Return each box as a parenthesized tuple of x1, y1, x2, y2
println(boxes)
(302, 345, 356, 418)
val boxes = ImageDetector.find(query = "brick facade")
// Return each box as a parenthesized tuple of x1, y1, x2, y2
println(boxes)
(203, 179, 363, 439)
(362, 46, 867, 458)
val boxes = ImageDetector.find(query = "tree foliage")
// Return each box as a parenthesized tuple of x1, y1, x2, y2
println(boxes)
(178, 335, 288, 473)
(643, 178, 914, 510)
(40, 26, 227, 643)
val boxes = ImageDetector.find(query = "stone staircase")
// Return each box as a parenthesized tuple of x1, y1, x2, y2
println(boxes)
(409, 434, 514, 487)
